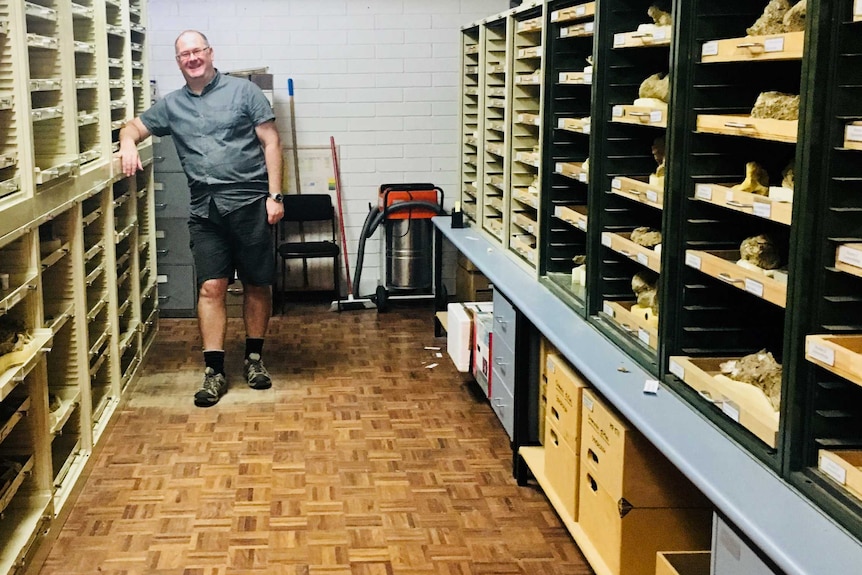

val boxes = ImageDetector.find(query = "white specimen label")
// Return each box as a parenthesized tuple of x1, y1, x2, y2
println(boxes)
(643, 379, 660, 394)
(603, 302, 615, 316)
(819, 455, 848, 485)
(701, 41, 719, 57)
(638, 328, 651, 345)
(847, 124, 862, 143)
(646, 190, 659, 203)
(611, 178, 622, 190)
(807, 342, 835, 366)
(637, 252, 649, 266)
(744, 278, 764, 298)
(612, 105, 624, 117)
(695, 184, 712, 200)
(753, 202, 772, 219)
(685, 252, 702, 269)
(764, 37, 785, 53)
(838, 245, 862, 267)
(614, 33, 625, 46)
(722, 401, 740, 422)
(601, 232, 612, 247)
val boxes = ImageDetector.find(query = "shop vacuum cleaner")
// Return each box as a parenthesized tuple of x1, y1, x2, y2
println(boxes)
(348, 183, 447, 312)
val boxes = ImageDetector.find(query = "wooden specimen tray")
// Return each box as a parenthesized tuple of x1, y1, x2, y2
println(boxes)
(517, 45, 542, 59)
(516, 112, 541, 126)
(818, 449, 862, 500)
(487, 175, 504, 190)
(611, 105, 667, 128)
(486, 86, 506, 98)
(667, 356, 779, 447)
(656, 552, 711, 575)
(511, 234, 537, 265)
(805, 334, 862, 387)
(485, 195, 504, 212)
(515, 72, 542, 86)
(557, 117, 591, 134)
(855, 0, 862, 22)
(0, 329, 53, 403)
(700, 31, 804, 63)
(696, 115, 797, 143)
(684, 249, 787, 307)
(602, 300, 658, 350)
(550, 2, 595, 24)
(560, 21, 595, 38)
(601, 232, 661, 273)
(517, 16, 542, 33)
(554, 205, 588, 232)
(555, 161, 588, 183)
(515, 151, 540, 167)
(464, 44, 479, 55)
(485, 142, 504, 157)
(512, 211, 537, 235)
(484, 218, 504, 240)
(834, 243, 862, 278)
(613, 26, 672, 48)
(558, 71, 592, 85)
(845, 122, 862, 151)
(611, 176, 663, 208)
(513, 186, 539, 209)
(693, 183, 792, 225)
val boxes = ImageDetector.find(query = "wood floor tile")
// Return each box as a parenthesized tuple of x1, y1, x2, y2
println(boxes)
(36, 303, 593, 575)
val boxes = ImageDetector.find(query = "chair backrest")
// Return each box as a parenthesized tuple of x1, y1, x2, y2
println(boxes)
(282, 194, 334, 223)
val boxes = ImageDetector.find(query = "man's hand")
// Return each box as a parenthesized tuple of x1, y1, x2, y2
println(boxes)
(266, 197, 284, 225)
(116, 118, 150, 177)
(116, 142, 143, 177)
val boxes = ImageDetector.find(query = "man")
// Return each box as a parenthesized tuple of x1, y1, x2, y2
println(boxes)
(118, 30, 284, 407)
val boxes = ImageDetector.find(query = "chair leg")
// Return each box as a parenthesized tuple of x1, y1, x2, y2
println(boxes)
(281, 259, 286, 315)
(333, 256, 341, 312)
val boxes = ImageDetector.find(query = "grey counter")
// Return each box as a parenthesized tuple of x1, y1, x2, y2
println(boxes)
(434, 216, 862, 575)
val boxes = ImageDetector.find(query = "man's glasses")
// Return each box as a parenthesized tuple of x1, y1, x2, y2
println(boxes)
(176, 46, 210, 62)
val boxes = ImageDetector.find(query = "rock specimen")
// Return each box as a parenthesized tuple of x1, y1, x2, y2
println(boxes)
(648, 4, 672, 26)
(631, 227, 662, 249)
(720, 350, 783, 411)
(739, 234, 782, 270)
(751, 91, 800, 121)
(638, 72, 670, 103)
(747, 0, 791, 36)
(783, 0, 806, 32)
(732, 162, 770, 196)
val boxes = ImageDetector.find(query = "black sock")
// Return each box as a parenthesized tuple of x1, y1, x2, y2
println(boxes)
(245, 338, 264, 359)
(203, 350, 225, 375)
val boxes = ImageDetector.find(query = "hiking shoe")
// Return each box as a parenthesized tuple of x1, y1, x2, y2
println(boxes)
(194, 367, 227, 407)
(244, 353, 272, 390)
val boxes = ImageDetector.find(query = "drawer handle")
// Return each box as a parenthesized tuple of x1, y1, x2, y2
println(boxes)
(736, 42, 764, 49)
(550, 406, 560, 421)
(158, 295, 171, 301)
(718, 272, 744, 285)
(587, 473, 598, 492)
(154, 203, 167, 210)
(587, 448, 599, 464)
(725, 200, 753, 209)
(157, 249, 169, 255)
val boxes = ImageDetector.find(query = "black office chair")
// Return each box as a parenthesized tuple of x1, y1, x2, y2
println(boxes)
(276, 194, 341, 312)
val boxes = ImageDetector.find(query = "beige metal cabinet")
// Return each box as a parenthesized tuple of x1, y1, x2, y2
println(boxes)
(0, 1, 154, 572)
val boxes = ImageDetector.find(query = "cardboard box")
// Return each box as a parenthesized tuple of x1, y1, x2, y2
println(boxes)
(655, 552, 710, 575)
(581, 388, 709, 509)
(545, 352, 589, 452)
(579, 467, 712, 575)
(446, 303, 473, 372)
(456, 265, 492, 302)
(544, 418, 579, 520)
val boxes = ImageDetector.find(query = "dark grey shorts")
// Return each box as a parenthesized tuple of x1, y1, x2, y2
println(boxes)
(188, 198, 275, 287)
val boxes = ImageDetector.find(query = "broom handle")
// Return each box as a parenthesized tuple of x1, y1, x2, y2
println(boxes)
(288, 79, 308, 285)
(330, 136, 353, 294)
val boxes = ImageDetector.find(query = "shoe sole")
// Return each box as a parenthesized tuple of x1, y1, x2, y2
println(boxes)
(247, 379, 272, 390)
(194, 396, 222, 407)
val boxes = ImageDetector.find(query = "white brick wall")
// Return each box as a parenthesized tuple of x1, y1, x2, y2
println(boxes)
(147, 0, 509, 297)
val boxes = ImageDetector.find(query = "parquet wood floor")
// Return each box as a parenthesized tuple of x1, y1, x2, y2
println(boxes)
(37, 303, 594, 575)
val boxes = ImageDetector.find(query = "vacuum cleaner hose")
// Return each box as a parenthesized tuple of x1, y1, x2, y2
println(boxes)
(351, 200, 447, 298)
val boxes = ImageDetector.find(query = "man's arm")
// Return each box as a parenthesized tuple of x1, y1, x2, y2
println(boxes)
(256, 120, 284, 224)
(117, 117, 151, 177)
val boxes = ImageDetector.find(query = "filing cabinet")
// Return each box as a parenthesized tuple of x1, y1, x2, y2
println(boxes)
(152, 135, 195, 317)
(491, 289, 518, 439)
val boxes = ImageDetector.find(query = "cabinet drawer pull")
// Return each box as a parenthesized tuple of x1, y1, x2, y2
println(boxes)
(718, 273, 744, 285)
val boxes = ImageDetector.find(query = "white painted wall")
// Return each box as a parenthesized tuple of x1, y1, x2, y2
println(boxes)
(146, 0, 509, 297)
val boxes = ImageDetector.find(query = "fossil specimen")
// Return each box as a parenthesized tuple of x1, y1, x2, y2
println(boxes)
(732, 162, 770, 196)
(781, 161, 795, 190)
(638, 73, 670, 103)
(739, 234, 782, 270)
(747, 0, 792, 36)
(0, 317, 27, 357)
(648, 5, 672, 26)
(631, 227, 662, 249)
(720, 350, 782, 411)
(750, 91, 800, 121)
(631, 271, 659, 319)
(783, 0, 806, 32)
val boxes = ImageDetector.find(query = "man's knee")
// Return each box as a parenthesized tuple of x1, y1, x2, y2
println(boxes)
(199, 278, 229, 300)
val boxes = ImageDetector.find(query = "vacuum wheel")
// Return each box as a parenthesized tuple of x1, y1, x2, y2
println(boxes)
(375, 285, 389, 312)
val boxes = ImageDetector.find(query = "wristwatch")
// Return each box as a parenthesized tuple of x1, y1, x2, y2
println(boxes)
(269, 193, 283, 203)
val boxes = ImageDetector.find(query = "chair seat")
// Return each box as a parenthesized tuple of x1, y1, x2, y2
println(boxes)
(278, 240, 340, 259)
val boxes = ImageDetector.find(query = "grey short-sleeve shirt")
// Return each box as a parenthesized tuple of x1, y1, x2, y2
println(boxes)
(140, 71, 276, 217)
